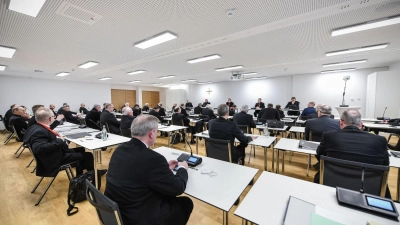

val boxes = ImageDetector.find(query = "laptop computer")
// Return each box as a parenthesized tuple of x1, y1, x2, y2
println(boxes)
(298, 140, 319, 150)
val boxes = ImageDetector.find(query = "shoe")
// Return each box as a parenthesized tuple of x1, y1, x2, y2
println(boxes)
(313, 162, 320, 170)
(101, 147, 107, 151)
(97, 169, 108, 176)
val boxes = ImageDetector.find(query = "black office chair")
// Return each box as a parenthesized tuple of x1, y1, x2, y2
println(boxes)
(100, 122, 111, 133)
(0, 115, 6, 135)
(120, 128, 131, 138)
(236, 125, 256, 163)
(85, 180, 124, 225)
(3, 122, 15, 145)
(171, 119, 187, 146)
(388, 133, 400, 151)
(320, 155, 389, 197)
(309, 132, 323, 142)
(204, 137, 243, 165)
(26, 144, 36, 173)
(31, 149, 76, 205)
(12, 124, 27, 158)
(300, 116, 309, 121)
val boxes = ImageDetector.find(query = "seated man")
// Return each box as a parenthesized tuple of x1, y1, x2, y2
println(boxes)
(4, 104, 18, 132)
(226, 98, 234, 107)
(229, 105, 237, 116)
(28, 105, 64, 129)
(79, 103, 89, 114)
(308, 104, 322, 119)
(305, 105, 339, 141)
(120, 107, 135, 130)
(9, 106, 30, 140)
(105, 115, 193, 224)
(102, 103, 107, 112)
(233, 105, 256, 134)
(194, 103, 202, 114)
(49, 104, 57, 116)
(300, 101, 316, 118)
(185, 99, 193, 110)
(57, 103, 68, 115)
(121, 102, 130, 112)
(85, 104, 102, 130)
(202, 99, 211, 107)
(209, 104, 254, 164)
(202, 105, 216, 121)
(62, 105, 81, 124)
(149, 106, 165, 123)
(180, 103, 189, 117)
(171, 103, 178, 111)
(254, 98, 265, 117)
(276, 105, 285, 119)
(23, 108, 106, 176)
(258, 103, 280, 121)
(158, 103, 166, 116)
(100, 103, 121, 134)
(314, 109, 390, 197)
(142, 103, 149, 112)
(132, 104, 142, 117)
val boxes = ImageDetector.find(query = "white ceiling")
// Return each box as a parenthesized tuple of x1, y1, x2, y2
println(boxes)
(0, 0, 400, 86)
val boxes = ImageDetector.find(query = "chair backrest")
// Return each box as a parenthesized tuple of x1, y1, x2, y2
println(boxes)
(11, 124, 23, 141)
(320, 155, 389, 197)
(171, 119, 184, 126)
(236, 125, 249, 134)
(300, 116, 309, 120)
(199, 115, 209, 120)
(204, 138, 232, 163)
(85, 180, 124, 225)
(120, 128, 131, 138)
(266, 119, 277, 123)
(100, 122, 110, 133)
(309, 132, 323, 142)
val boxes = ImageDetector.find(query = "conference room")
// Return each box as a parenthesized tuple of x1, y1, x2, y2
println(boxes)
(1, 0, 400, 224)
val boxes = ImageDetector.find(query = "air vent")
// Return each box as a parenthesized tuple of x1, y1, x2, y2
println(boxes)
(56, 1, 102, 25)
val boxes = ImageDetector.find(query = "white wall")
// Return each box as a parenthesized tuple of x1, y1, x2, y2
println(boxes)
(374, 71, 400, 118)
(390, 61, 400, 72)
(0, 76, 111, 129)
(365, 72, 377, 118)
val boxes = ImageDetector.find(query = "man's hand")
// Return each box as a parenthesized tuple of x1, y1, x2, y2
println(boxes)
(56, 136, 65, 141)
(56, 114, 64, 121)
(251, 136, 258, 140)
(168, 160, 178, 170)
(178, 161, 188, 170)
(22, 113, 31, 119)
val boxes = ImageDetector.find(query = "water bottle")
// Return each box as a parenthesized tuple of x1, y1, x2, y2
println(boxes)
(81, 110, 84, 115)
(264, 123, 268, 137)
(101, 125, 108, 141)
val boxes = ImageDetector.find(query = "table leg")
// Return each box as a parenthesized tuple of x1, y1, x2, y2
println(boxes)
(397, 168, 400, 202)
(276, 150, 280, 174)
(184, 129, 187, 152)
(263, 147, 267, 171)
(272, 147, 275, 172)
(282, 151, 285, 173)
(242, 219, 247, 225)
(93, 149, 99, 189)
(307, 154, 311, 177)
(196, 136, 199, 154)
(167, 132, 170, 147)
(223, 211, 228, 225)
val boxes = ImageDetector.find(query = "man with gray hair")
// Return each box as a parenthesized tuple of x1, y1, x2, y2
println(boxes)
(233, 105, 256, 134)
(309, 103, 323, 119)
(305, 104, 339, 141)
(209, 104, 255, 164)
(85, 104, 102, 130)
(100, 103, 120, 134)
(120, 107, 135, 129)
(201, 104, 216, 121)
(105, 115, 193, 224)
(314, 109, 389, 197)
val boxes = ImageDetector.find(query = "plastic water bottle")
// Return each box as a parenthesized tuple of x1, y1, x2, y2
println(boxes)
(264, 123, 268, 137)
(101, 125, 108, 141)
(81, 110, 84, 115)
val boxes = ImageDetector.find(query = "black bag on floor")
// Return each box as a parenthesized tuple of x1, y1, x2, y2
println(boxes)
(170, 133, 181, 144)
(67, 170, 101, 216)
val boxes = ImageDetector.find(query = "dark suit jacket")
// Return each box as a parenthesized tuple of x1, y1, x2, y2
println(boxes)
(285, 101, 300, 116)
(258, 108, 280, 121)
(202, 102, 211, 107)
(132, 108, 142, 117)
(226, 102, 234, 107)
(100, 111, 120, 134)
(229, 109, 235, 116)
(85, 109, 101, 130)
(142, 106, 149, 112)
(79, 107, 89, 114)
(172, 113, 189, 127)
(202, 108, 216, 120)
(63, 111, 80, 124)
(57, 107, 65, 115)
(233, 111, 256, 134)
(194, 106, 202, 114)
(277, 109, 285, 119)
(301, 107, 316, 117)
(304, 116, 340, 140)
(104, 138, 188, 224)
(23, 124, 70, 177)
(9, 114, 28, 139)
(185, 102, 193, 108)
(120, 115, 135, 129)
(159, 107, 166, 116)
(149, 110, 165, 123)
(209, 118, 252, 160)
(28, 116, 60, 130)
(180, 107, 189, 117)
(254, 102, 265, 109)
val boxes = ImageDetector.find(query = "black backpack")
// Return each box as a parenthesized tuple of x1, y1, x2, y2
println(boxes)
(67, 170, 100, 216)
(170, 133, 181, 144)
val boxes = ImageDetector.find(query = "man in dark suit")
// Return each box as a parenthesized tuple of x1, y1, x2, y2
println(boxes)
(79, 103, 89, 114)
(233, 105, 256, 134)
(85, 104, 102, 130)
(194, 103, 202, 114)
(149, 106, 165, 123)
(300, 101, 316, 118)
(105, 115, 193, 224)
(49, 104, 57, 116)
(120, 107, 135, 129)
(180, 103, 189, 117)
(142, 103, 149, 112)
(100, 104, 120, 134)
(285, 97, 300, 116)
(305, 105, 339, 141)
(229, 105, 237, 116)
(57, 103, 68, 115)
(258, 103, 280, 121)
(62, 105, 81, 124)
(158, 103, 166, 116)
(202, 105, 216, 121)
(132, 104, 142, 117)
(9, 106, 30, 140)
(209, 104, 255, 164)
(172, 107, 190, 127)
(185, 99, 193, 109)
(308, 104, 322, 119)
(226, 98, 234, 107)
(4, 104, 18, 132)
(102, 103, 107, 112)
(314, 110, 389, 192)
(254, 98, 265, 117)
(171, 103, 178, 111)
(202, 99, 211, 107)
(28, 105, 63, 129)
(23, 108, 106, 176)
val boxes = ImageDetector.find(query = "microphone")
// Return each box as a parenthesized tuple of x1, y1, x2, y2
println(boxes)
(89, 119, 102, 130)
(360, 167, 365, 194)
(176, 131, 202, 167)
(377, 107, 388, 120)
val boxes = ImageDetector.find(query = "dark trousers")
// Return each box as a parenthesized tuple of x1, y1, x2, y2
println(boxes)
(165, 196, 193, 225)
(254, 110, 260, 117)
(61, 147, 94, 175)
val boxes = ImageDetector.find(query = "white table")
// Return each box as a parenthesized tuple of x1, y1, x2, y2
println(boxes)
(274, 138, 319, 176)
(288, 126, 305, 140)
(285, 115, 299, 119)
(335, 106, 362, 116)
(235, 172, 400, 225)
(256, 125, 288, 137)
(64, 132, 130, 188)
(193, 131, 276, 171)
(158, 124, 188, 150)
(363, 123, 400, 132)
(154, 146, 258, 225)
(389, 151, 400, 201)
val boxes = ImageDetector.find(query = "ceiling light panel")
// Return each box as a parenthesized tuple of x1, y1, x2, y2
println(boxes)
(78, 61, 99, 69)
(0, 46, 17, 58)
(332, 16, 400, 36)
(242, 72, 258, 76)
(99, 77, 112, 80)
(134, 31, 177, 49)
(322, 60, 367, 67)
(187, 54, 221, 64)
(246, 76, 267, 80)
(320, 68, 356, 73)
(181, 79, 197, 82)
(158, 75, 176, 79)
(127, 70, 146, 75)
(0, 65, 6, 71)
(129, 80, 141, 83)
(215, 65, 244, 72)
(56, 72, 70, 76)
(326, 44, 388, 57)
(9, 0, 46, 17)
